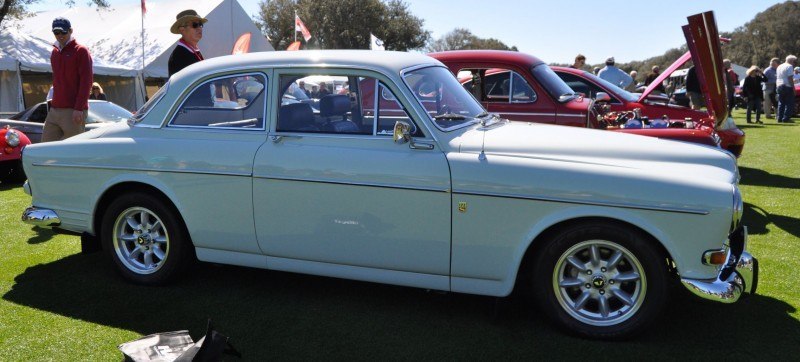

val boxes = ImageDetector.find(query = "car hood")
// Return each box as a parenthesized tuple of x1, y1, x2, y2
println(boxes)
(456, 121, 737, 185)
(638, 11, 727, 128)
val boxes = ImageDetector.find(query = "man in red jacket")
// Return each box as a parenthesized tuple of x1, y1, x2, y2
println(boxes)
(42, 17, 93, 142)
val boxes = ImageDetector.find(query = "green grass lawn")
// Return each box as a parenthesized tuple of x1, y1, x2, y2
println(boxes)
(1, 111, 799, 359)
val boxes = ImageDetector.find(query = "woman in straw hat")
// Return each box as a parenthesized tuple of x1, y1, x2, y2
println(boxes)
(742, 65, 765, 124)
(167, 9, 208, 77)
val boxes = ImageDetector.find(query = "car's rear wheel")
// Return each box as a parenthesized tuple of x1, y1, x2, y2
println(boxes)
(101, 192, 193, 285)
(531, 222, 668, 339)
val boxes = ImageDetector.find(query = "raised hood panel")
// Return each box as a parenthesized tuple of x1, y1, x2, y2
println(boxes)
(457, 122, 737, 185)
(684, 11, 727, 126)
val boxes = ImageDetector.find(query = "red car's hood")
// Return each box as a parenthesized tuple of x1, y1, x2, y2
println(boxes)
(638, 12, 727, 127)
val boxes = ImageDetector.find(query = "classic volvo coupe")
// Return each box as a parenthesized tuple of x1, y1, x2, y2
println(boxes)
(22, 45, 756, 338)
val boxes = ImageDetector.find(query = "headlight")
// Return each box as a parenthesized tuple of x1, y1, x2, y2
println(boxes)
(5, 129, 20, 147)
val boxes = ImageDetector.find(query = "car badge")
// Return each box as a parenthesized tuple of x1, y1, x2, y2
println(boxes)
(458, 202, 467, 213)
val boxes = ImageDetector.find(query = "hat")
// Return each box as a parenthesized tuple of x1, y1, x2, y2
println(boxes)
(52, 17, 71, 32)
(795, 66, 800, 72)
(605, 57, 615, 65)
(170, 9, 208, 34)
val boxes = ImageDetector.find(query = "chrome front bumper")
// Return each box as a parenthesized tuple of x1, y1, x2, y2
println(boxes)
(22, 206, 61, 228)
(680, 226, 758, 303)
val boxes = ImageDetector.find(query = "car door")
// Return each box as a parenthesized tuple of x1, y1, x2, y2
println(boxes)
(252, 70, 451, 290)
(158, 72, 269, 255)
(458, 67, 557, 124)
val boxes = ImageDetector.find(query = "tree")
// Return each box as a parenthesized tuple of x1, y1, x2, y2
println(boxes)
(0, 0, 109, 28)
(720, 2, 800, 67)
(255, 0, 430, 51)
(425, 28, 517, 52)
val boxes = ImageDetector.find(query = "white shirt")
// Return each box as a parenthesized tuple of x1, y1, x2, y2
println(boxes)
(776, 63, 794, 87)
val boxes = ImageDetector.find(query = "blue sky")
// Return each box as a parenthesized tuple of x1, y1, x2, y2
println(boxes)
(29, 0, 784, 64)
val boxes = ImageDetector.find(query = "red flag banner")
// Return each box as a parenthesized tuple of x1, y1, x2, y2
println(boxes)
(232, 33, 251, 55)
(294, 15, 312, 42)
(141, 0, 147, 15)
(286, 41, 301, 51)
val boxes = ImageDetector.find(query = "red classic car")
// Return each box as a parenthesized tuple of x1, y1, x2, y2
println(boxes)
(0, 126, 31, 183)
(430, 13, 745, 157)
(429, 50, 721, 151)
(551, 46, 745, 157)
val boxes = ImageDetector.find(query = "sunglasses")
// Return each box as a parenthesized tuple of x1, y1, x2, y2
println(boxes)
(53, 30, 68, 35)
(183, 22, 203, 29)
(92, 87, 99, 90)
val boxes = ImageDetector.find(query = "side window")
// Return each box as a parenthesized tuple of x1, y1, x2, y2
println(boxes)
(29, 104, 48, 123)
(277, 74, 421, 137)
(458, 68, 536, 104)
(557, 72, 620, 103)
(511, 72, 536, 103)
(170, 73, 266, 129)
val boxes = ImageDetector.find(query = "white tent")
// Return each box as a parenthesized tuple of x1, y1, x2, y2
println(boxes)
(19, 0, 272, 79)
(5, 0, 272, 112)
(0, 27, 143, 112)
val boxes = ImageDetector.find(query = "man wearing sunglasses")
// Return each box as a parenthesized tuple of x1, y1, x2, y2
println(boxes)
(43, 17, 93, 142)
(168, 9, 208, 77)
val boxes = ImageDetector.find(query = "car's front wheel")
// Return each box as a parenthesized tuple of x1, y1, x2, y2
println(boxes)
(101, 192, 193, 285)
(531, 222, 668, 339)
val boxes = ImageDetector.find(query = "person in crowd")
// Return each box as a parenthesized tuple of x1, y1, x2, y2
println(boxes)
(597, 57, 633, 90)
(794, 67, 800, 83)
(570, 54, 586, 70)
(593, 67, 600, 75)
(310, 85, 320, 98)
(776, 55, 796, 123)
(168, 9, 207, 77)
(743, 66, 765, 124)
(298, 81, 310, 97)
(723, 59, 738, 113)
(89, 82, 106, 100)
(42, 17, 93, 143)
(318, 82, 331, 97)
(626, 70, 638, 92)
(763, 57, 779, 119)
(645, 65, 665, 93)
(685, 65, 702, 110)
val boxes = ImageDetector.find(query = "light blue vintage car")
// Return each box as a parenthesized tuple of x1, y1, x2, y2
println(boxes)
(21, 50, 756, 339)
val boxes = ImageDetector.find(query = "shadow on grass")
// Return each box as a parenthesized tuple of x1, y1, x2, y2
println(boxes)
(25, 227, 56, 244)
(744, 202, 800, 238)
(739, 166, 800, 190)
(0, 180, 24, 191)
(4, 254, 800, 359)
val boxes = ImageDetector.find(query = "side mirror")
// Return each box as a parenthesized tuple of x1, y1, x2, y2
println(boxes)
(595, 92, 611, 103)
(393, 121, 411, 144)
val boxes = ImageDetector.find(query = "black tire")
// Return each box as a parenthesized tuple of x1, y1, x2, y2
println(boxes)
(0, 160, 25, 184)
(101, 192, 194, 285)
(530, 222, 668, 340)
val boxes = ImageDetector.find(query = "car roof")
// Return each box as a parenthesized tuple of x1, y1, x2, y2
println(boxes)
(170, 50, 443, 85)
(428, 50, 545, 67)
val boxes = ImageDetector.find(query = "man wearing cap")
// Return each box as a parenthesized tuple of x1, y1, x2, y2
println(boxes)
(42, 17, 93, 143)
(597, 57, 633, 90)
(168, 10, 208, 77)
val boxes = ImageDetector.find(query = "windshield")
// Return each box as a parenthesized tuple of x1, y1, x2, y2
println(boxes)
(87, 101, 133, 124)
(581, 71, 639, 102)
(531, 64, 577, 102)
(402, 66, 488, 131)
(132, 81, 169, 123)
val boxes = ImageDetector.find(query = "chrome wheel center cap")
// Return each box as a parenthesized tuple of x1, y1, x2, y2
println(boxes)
(137, 234, 152, 246)
(592, 275, 606, 289)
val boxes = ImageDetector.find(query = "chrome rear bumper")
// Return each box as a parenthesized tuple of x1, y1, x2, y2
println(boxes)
(680, 226, 758, 303)
(21, 206, 61, 228)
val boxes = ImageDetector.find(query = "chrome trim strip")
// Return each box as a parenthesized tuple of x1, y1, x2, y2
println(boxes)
(22, 207, 61, 228)
(501, 112, 556, 117)
(254, 175, 450, 193)
(453, 190, 709, 215)
(557, 113, 587, 118)
(30, 162, 252, 177)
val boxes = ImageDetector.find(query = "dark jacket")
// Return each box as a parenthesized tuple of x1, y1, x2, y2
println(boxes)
(742, 75, 765, 100)
(685, 66, 701, 93)
(51, 39, 93, 111)
(168, 43, 204, 77)
(89, 93, 107, 100)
